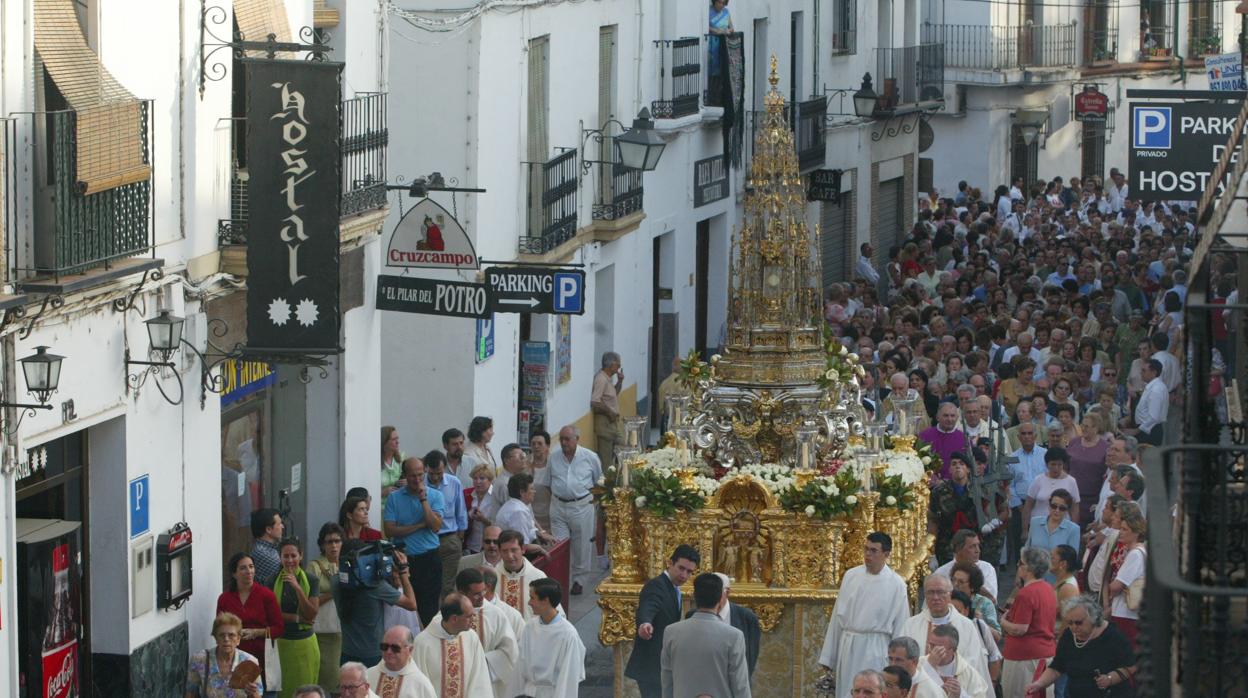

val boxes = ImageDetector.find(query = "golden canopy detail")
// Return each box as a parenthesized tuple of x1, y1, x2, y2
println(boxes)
(715, 55, 826, 388)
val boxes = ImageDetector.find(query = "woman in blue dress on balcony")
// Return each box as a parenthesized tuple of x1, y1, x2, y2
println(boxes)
(707, 0, 734, 104)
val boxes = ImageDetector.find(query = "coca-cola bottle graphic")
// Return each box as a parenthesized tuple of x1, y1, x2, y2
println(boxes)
(40, 543, 78, 698)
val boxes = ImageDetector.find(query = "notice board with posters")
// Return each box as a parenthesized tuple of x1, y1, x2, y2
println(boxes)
(1129, 101, 1245, 201)
(520, 342, 550, 440)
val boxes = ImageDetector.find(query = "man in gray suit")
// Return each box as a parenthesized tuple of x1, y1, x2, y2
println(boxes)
(661, 573, 751, 698)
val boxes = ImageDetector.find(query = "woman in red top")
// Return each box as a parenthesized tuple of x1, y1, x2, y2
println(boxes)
(215, 552, 283, 680)
(1000, 546, 1058, 697)
(338, 495, 383, 541)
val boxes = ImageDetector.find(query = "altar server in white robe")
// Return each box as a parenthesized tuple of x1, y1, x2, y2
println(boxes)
(481, 566, 526, 642)
(363, 629, 438, 698)
(426, 568, 519, 698)
(494, 529, 548, 620)
(411, 594, 493, 698)
(900, 576, 992, 689)
(518, 578, 586, 698)
(819, 532, 910, 698)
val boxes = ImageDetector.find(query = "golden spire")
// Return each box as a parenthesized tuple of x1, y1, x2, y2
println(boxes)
(716, 54, 825, 388)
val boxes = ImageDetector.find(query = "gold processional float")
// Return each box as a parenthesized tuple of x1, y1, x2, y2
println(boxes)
(595, 58, 942, 697)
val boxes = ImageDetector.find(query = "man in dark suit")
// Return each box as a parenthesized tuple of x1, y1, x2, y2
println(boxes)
(625, 544, 700, 698)
(662, 572, 752, 698)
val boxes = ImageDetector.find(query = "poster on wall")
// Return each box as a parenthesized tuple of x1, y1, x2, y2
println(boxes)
(556, 315, 572, 384)
(520, 342, 550, 439)
(244, 58, 344, 353)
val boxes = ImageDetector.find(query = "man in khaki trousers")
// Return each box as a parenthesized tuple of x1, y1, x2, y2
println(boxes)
(591, 351, 624, 462)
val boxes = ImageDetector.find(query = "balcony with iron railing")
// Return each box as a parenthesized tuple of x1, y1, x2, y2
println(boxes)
(1084, 27, 1119, 64)
(3, 102, 158, 287)
(1188, 12, 1223, 56)
(922, 22, 1077, 73)
(590, 137, 643, 222)
(874, 44, 945, 107)
(704, 31, 743, 109)
(218, 92, 389, 250)
(652, 37, 702, 119)
(519, 148, 578, 255)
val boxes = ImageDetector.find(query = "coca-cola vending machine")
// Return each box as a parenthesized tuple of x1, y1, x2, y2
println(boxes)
(16, 518, 83, 698)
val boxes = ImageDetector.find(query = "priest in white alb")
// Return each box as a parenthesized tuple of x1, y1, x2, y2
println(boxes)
(427, 568, 519, 698)
(364, 627, 438, 698)
(819, 531, 910, 698)
(411, 593, 493, 698)
(517, 578, 586, 698)
(900, 575, 992, 689)
(481, 566, 526, 642)
(494, 529, 548, 620)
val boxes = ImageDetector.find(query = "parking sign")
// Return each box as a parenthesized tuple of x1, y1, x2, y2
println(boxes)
(1133, 107, 1171, 149)
(553, 272, 583, 314)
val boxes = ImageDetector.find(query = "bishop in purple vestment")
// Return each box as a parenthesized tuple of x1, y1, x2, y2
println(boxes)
(920, 403, 968, 480)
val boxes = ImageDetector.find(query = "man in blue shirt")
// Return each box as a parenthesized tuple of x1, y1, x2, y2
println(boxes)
(1007, 424, 1047, 567)
(424, 449, 467, 598)
(384, 456, 445, 627)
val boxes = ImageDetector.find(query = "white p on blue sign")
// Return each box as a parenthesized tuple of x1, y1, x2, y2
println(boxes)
(129, 475, 150, 538)
(1133, 107, 1172, 149)
(553, 272, 584, 314)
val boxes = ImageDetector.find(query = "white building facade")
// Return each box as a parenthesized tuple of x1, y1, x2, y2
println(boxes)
(0, 0, 390, 694)
(381, 0, 929, 455)
(925, 0, 1236, 194)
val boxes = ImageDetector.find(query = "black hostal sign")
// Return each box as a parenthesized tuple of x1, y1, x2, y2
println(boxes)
(244, 59, 344, 353)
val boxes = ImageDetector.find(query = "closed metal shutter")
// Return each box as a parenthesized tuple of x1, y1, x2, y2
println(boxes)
(820, 192, 853, 287)
(875, 177, 903, 275)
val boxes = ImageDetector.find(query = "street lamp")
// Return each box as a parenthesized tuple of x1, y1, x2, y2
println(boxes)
(853, 74, 878, 118)
(615, 108, 667, 171)
(20, 346, 64, 405)
(1019, 124, 1041, 146)
(145, 310, 186, 364)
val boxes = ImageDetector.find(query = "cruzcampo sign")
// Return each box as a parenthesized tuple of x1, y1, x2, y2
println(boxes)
(386, 197, 480, 271)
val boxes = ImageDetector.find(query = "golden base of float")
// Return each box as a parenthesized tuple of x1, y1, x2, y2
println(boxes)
(597, 475, 932, 698)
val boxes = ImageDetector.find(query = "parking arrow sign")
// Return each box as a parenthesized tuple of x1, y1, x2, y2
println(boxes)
(486, 266, 585, 315)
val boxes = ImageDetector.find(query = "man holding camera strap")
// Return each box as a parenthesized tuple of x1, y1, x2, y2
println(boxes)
(384, 456, 446, 628)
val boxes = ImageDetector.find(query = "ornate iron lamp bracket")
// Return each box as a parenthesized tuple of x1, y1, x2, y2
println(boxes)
(199, 0, 334, 98)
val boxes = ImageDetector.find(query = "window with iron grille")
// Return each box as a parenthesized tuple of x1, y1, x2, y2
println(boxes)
(1083, 0, 1119, 64)
(1188, 0, 1221, 56)
(832, 0, 856, 55)
(1081, 123, 1106, 184)
(1011, 126, 1039, 189)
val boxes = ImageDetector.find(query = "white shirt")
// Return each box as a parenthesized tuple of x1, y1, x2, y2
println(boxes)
(856, 255, 881, 284)
(1135, 376, 1169, 432)
(1151, 351, 1180, 393)
(547, 446, 602, 502)
(495, 498, 539, 543)
(1110, 546, 1146, 620)
(1107, 182, 1129, 212)
(933, 559, 999, 601)
(1027, 473, 1081, 505)
(518, 612, 586, 698)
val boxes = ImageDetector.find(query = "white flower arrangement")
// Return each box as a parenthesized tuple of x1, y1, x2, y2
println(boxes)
(804, 505, 816, 516)
(845, 495, 858, 505)
(639, 447, 684, 472)
(841, 445, 927, 486)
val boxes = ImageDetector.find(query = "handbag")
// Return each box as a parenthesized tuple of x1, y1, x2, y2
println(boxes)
(310, 559, 341, 634)
(1125, 546, 1146, 612)
(264, 636, 282, 693)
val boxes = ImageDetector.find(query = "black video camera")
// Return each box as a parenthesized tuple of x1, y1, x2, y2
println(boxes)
(338, 540, 398, 589)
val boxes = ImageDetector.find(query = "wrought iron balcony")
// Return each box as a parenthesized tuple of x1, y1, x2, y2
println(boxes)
(652, 37, 701, 119)
(219, 92, 389, 247)
(5, 103, 156, 281)
(794, 97, 827, 173)
(590, 137, 643, 222)
(1188, 13, 1223, 56)
(341, 92, 389, 218)
(1084, 27, 1119, 64)
(874, 44, 945, 107)
(519, 149, 578, 255)
(704, 32, 743, 109)
(922, 22, 1077, 71)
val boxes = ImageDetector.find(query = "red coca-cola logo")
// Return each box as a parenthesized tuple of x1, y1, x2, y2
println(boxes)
(42, 641, 77, 698)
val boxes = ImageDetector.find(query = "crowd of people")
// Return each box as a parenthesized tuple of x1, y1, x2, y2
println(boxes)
(189, 418, 599, 697)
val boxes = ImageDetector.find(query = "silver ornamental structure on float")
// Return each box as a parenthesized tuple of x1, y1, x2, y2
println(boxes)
(680, 57, 862, 469)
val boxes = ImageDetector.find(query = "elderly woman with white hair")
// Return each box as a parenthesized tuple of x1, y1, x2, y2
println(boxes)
(1025, 596, 1137, 697)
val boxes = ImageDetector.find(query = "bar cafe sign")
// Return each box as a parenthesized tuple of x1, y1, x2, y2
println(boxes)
(694, 155, 728, 207)
(244, 59, 344, 353)
(386, 197, 480, 271)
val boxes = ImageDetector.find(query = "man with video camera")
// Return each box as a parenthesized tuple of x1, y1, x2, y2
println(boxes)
(336, 538, 419, 668)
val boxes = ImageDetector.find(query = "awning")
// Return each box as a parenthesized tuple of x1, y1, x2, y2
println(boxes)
(33, 0, 150, 195)
(314, 0, 340, 29)
(233, 0, 295, 58)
